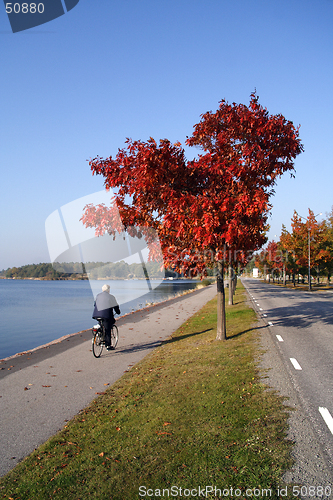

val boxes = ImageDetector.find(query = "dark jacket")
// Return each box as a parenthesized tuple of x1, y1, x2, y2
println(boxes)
(92, 291, 120, 323)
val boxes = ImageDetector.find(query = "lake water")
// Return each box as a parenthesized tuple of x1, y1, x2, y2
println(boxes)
(0, 279, 198, 359)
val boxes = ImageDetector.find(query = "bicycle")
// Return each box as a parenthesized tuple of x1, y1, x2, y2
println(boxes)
(92, 318, 119, 358)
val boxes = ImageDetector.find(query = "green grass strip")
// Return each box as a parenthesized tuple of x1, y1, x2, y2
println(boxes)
(0, 283, 293, 500)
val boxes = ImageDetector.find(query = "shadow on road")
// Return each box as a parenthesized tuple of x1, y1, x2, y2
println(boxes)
(244, 280, 333, 329)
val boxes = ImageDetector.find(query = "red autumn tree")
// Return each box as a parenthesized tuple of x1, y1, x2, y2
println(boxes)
(286, 210, 323, 283)
(81, 93, 303, 340)
(320, 207, 333, 283)
(264, 240, 283, 282)
(279, 224, 298, 285)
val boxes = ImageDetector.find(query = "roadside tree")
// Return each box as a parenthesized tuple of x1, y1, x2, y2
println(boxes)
(81, 93, 303, 339)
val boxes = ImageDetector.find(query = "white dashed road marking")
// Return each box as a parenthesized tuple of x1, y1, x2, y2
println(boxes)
(276, 335, 284, 342)
(290, 358, 302, 370)
(319, 407, 333, 435)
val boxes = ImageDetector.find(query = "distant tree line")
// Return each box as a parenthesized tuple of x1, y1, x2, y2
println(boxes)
(254, 207, 333, 285)
(3, 263, 80, 280)
(1, 261, 175, 280)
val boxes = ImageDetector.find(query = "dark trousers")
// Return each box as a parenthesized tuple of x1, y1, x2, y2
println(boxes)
(101, 318, 113, 346)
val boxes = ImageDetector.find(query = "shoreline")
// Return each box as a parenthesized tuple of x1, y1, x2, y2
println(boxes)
(0, 283, 212, 364)
(0, 276, 193, 281)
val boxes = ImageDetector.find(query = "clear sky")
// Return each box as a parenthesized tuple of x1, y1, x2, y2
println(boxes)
(1, 0, 332, 270)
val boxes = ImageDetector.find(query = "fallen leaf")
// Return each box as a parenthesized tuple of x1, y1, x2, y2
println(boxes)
(95, 392, 106, 395)
(24, 387, 29, 391)
(163, 422, 171, 426)
(116, 427, 121, 431)
(42, 385, 51, 388)
(99, 452, 104, 457)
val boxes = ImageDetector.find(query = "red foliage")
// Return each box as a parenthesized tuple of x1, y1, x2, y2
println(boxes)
(81, 93, 303, 277)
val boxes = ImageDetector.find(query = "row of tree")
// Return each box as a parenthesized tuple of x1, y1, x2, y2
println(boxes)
(254, 207, 333, 284)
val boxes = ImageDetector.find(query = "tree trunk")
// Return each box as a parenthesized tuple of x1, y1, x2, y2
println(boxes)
(283, 264, 286, 286)
(216, 261, 227, 340)
(228, 265, 233, 305)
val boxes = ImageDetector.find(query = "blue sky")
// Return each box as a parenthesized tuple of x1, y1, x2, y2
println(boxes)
(1, 0, 332, 270)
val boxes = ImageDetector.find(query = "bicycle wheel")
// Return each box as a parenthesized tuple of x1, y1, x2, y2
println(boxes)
(111, 325, 119, 348)
(92, 332, 104, 358)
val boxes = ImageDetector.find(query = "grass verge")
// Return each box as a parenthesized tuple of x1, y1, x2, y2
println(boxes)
(0, 283, 293, 500)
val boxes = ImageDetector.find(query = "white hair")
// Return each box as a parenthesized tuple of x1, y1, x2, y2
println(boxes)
(102, 284, 110, 293)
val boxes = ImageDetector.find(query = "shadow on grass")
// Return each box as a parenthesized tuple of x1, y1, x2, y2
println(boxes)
(163, 328, 213, 344)
(227, 324, 267, 340)
(113, 329, 213, 356)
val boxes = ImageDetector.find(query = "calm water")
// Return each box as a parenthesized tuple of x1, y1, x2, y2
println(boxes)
(0, 279, 198, 359)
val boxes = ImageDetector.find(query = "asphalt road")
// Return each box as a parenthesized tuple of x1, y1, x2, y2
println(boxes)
(0, 285, 217, 478)
(242, 278, 333, 491)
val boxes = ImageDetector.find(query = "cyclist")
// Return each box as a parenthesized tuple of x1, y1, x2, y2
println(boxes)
(92, 284, 121, 350)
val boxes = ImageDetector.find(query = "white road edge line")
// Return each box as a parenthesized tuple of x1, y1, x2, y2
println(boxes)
(290, 358, 302, 370)
(319, 407, 333, 435)
(276, 335, 284, 342)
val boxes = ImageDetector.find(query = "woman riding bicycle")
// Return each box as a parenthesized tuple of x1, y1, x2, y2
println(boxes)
(92, 284, 121, 350)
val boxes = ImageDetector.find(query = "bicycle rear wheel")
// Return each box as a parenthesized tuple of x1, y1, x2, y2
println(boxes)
(111, 325, 119, 348)
(92, 332, 104, 358)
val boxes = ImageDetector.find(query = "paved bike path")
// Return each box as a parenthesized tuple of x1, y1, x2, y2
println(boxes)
(0, 285, 217, 477)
